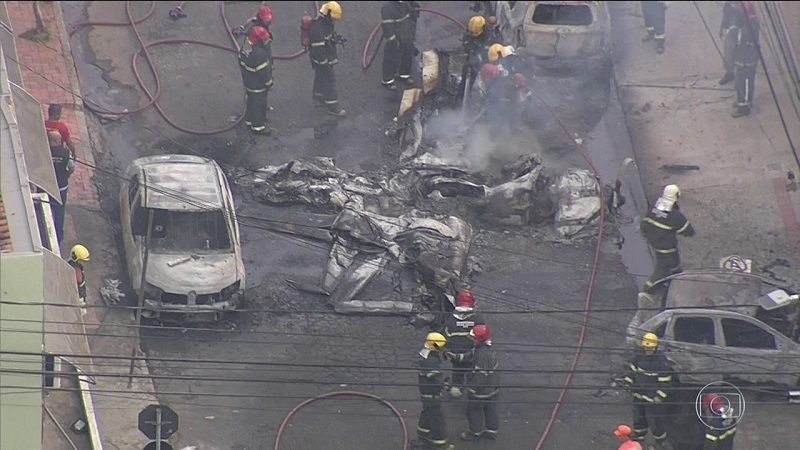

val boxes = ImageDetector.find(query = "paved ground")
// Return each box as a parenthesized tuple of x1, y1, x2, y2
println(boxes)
(19, 1, 796, 450)
(61, 1, 646, 449)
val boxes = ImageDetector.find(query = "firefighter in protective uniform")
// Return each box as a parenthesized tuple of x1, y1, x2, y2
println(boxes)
(459, 324, 500, 441)
(459, 15, 502, 98)
(68, 245, 90, 307)
(701, 395, 737, 450)
(380, 1, 420, 90)
(309, 2, 346, 117)
(641, 1, 668, 54)
(622, 333, 674, 449)
(718, 1, 741, 85)
(480, 63, 517, 132)
(417, 332, 455, 450)
(443, 290, 485, 398)
(239, 26, 273, 134)
(640, 184, 695, 293)
(732, 2, 760, 118)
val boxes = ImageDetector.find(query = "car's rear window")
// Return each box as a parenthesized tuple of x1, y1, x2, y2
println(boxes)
(533, 4, 594, 26)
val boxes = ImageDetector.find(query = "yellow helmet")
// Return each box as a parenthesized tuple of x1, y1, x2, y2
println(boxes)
(488, 43, 505, 62)
(468, 16, 486, 37)
(320, 1, 342, 21)
(641, 333, 659, 350)
(425, 332, 447, 350)
(70, 244, 90, 262)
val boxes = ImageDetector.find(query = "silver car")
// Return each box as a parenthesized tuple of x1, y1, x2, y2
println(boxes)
(119, 155, 245, 323)
(627, 308, 800, 388)
(494, 1, 612, 74)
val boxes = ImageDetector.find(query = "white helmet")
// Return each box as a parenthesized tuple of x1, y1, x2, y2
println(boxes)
(662, 184, 680, 202)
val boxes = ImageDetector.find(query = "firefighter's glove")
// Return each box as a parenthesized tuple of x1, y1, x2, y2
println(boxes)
(444, 351, 457, 362)
(232, 25, 246, 37)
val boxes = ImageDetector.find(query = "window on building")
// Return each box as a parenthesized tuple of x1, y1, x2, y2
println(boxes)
(673, 316, 716, 345)
(42, 353, 60, 388)
(722, 318, 777, 349)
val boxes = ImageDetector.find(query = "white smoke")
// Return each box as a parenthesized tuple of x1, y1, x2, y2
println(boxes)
(423, 108, 544, 174)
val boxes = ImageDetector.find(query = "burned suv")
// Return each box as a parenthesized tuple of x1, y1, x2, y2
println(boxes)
(494, 1, 612, 75)
(119, 155, 245, 322)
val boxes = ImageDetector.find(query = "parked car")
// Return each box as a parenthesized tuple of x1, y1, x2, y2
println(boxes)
(494, 1, 612, 75)
(625, 308, 800, 389)
(119, 155, 245, 323)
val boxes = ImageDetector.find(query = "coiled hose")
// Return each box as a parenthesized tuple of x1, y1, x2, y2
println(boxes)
(273, 390, 409, 450)
(68, 1, 317, 135)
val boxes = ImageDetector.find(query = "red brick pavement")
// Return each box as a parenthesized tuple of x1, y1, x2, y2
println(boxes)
(6, 1, 98, 208)
(8, 1, 101, 328)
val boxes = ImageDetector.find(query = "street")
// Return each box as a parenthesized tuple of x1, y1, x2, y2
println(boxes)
(59, 1, 800, 450)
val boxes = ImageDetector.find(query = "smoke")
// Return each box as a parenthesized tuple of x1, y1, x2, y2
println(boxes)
(423, 109, 543, 174)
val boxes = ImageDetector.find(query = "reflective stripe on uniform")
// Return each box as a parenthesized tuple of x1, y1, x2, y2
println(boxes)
(310, 41, 326, 47)
(642, 217, 673, 231)
(420, 393, 440, 399)
(654, 248, 677, 254)
(420, 370, 441, 378)
(467, 388, 499, 399)
(250, 125, 266, 132)
(676, 221, 691, 234)
(240, 61, 270, 72)
(657, 375, 672, 382)
(382, 14, 410, 24)
(246, 87, 267, 93)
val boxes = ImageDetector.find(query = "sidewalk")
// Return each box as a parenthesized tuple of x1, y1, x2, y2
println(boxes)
(611, 1, 800, 448)
(6, 2, 157, 449)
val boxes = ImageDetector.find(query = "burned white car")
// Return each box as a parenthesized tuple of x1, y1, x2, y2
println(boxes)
(626, 270, 800, 388)
(119, 155, 245, 322)
(494, 1, 612, 75)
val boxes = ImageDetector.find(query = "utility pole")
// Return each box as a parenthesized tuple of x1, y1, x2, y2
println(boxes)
(128, 207, 154, 387)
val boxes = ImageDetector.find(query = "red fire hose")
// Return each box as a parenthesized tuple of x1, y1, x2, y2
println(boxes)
(68, 1, 315, 135)
(273, 390, 409, 450)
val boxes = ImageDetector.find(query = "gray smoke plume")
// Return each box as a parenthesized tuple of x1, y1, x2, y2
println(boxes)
(424, 108, 544, 174)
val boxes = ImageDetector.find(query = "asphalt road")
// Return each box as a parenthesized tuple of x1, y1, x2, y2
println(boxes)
(64, 2, 653, 449)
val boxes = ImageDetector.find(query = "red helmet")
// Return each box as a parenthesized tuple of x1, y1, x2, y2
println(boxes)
(480, 63, 501, 82)
(248, 26, 271, 45)
(741, 1, 756, 17)
(257, 6, 274, 23)
(470, 324, 491, 344)
(702, 395, 726, 413)
(456, 290, 475, 308)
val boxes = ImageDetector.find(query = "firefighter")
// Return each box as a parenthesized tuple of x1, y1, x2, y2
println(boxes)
(480, 63, 517, 133)
(68, 244, 90, 307)
(443, 290, 485, 398)
(641, 1, 668, 54)
(622, 333, 674, 449)
(417, 332, 455, 450)
(640, 184, 695, 293)
(701, 395, 737, 450)
(459, 15, 502, 98)
(459, 324, 500, 441)
(487, 43, 519, 74)
(732, 2, 760, 118)
(232, 5, 273, 38)
(380, 1, 420, 90)
(615, 425, 644, 450)
(309, 1, 346, 117)
(718, 1, 741, 85)
(239, 26, 273, 134)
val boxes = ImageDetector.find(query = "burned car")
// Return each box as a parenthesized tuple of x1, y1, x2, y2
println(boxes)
(625, 270, 800, 388)
(494, 1, 612, 75)
(119, 155, 245, 322)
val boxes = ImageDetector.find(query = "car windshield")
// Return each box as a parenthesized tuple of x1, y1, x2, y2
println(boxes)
(148, 209, 232, 253)
(533, 4, 593, 26)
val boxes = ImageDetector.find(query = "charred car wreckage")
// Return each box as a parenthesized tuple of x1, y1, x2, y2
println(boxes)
(233, 47, 618, 324)
(625, 269, 800, 391)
